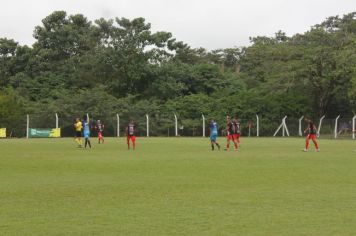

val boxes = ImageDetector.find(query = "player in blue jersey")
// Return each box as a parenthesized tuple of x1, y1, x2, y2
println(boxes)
(83, 118, 92, 149)
(209, 119, 220, 151)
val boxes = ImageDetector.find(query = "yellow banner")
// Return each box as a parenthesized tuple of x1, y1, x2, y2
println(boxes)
(0, 128, 6, 138)
(49, 128, 61, 138)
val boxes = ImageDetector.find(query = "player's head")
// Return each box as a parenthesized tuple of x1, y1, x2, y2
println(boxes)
(76, 118, 80, 122)
(211, 118, 215, 123)
(226, 115, 231, 121)
(305, 118, 314, 125)
(97, 120, 101, 124)
(129, 118, 133, 123)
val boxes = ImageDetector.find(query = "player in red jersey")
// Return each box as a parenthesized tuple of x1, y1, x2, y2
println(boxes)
(225, 116, 238, 151)
(303, 118, 319, 152)
(233, 117, 241, 145)
(95, 120, 105, 144)
(126, 119, 136, 150)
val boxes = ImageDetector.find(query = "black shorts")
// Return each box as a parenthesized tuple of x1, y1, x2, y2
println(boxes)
(75, 131, 82, 137)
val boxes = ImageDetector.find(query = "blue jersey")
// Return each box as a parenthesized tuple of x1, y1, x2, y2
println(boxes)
(83, 121, 90, 137)
(210, 122, 218, 135)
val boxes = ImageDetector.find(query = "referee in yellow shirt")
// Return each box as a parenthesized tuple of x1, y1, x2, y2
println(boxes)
(74, 118, 83, 147)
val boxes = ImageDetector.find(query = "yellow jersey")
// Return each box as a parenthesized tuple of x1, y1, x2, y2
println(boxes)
(75, 121, 82, 131)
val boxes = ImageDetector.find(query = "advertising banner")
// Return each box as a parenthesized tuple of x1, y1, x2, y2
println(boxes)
(29, 128, 61, 138)
(0, 128, 6, 138)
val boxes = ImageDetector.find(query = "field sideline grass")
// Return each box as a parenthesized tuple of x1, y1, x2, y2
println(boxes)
(1, 137, 356, 235)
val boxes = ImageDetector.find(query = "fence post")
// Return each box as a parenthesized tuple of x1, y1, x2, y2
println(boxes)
(202, 114, 205, 137)
(282, 118, 285, 137)
(298, 116, 304, 136)
(117, 114, 120, 137)
(317, 115, 325, 137)
(26, 114, 29, 139)
(274, 116, 287, 137)
(174, 113, 178, 137)
(283, 116, 290, 137)
(334, 115, 340, 139)
(353, 115, 356, 140)
(55, 113, 59, 129)
(256, 114, 259, 137)
(146, 114, 149, 137)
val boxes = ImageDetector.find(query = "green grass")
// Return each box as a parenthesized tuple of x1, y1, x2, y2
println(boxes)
(1, 137, 356, 235)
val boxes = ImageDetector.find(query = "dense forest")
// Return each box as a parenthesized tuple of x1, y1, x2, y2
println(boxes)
(0, 11, 355, 136)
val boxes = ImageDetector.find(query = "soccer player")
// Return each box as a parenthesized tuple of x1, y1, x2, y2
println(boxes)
(303, 118, 319, 152)
(209, 119, 220, 151)
(83, 119, 92, 148)
(74, 118, 83, 148)
(247, 120, 253, 137)
(126, 119, 136, 150)
(233, 117, 241, 145)
(225, 116, 238, 151)
(95, 120, 104, 144)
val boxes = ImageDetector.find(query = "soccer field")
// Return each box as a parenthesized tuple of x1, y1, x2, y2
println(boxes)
(1, 137, 356, 235)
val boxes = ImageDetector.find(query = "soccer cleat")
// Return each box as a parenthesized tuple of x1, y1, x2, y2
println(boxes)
(316, 149, 320, 152)
(234, 148, 238, 151)
(302, 149, 308, 152)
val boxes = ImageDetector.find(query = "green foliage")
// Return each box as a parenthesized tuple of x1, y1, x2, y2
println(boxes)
(0, 89, 24, 136)
(0, 11, 355, 135)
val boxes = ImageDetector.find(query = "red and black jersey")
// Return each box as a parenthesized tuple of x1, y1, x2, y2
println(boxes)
(233, 122, 240, 134)
(308, 124, 317, 135)
(96, 123, 104, 132)
(227, 121, 234, 134)
(127, 123, 135, 136)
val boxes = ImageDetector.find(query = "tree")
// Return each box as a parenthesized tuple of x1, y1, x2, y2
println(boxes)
(0, 89, 24, 136)
(0, 38, 18, 86)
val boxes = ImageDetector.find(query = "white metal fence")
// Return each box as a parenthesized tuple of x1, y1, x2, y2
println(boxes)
(1, 114, 355, 139)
